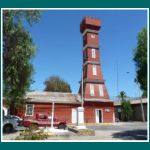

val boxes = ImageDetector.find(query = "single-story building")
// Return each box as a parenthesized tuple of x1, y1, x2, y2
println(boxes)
(15, 91, 114, 124)
(114, 98, 147, 121)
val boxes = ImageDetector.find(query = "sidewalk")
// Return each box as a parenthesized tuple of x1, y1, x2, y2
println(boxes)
(71, 121, 147, 127)
(113, 121, 147, 126)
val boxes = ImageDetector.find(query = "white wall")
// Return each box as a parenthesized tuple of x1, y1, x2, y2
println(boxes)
(3, 107, 8, 116)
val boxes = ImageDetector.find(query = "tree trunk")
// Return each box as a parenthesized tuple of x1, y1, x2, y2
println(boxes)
(10, 101, 16, 115)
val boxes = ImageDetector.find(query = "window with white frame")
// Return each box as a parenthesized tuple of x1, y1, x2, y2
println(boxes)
(26, 104, 34, 116)
(92, 48, 96, 58)
(99, 84, 104, 96)
(91, 34, 96, 39)
(92, 65, 97, 75)
(90, 84, 95, 96)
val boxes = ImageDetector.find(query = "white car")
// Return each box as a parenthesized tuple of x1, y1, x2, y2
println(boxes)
(9, 115, 23, 126)
(3, 116, 18, 133)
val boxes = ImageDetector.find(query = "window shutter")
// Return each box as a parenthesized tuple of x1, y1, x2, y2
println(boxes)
(90, 84, 95, 96)
(99, 84, 104, 96)
(93, 65, 97, 75)
(92, 48, 96, 58)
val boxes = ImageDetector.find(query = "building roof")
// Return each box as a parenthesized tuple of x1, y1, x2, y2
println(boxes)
(84, 98, 112, 103)
(114, 98, 147, 106)
(26, 91, 81, 104)
(25, 91, 113, 104)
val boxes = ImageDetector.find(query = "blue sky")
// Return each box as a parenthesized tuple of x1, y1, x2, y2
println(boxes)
(24, 9, 147, 98)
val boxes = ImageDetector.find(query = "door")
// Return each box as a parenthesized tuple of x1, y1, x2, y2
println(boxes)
(72, 108, 77, 124)
(95, 109, 102, 123)
(118, 112, 121, 121)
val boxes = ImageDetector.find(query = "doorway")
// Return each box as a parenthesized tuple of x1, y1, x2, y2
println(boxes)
(118, 112, 121, 121)
(95, 109, 102, 123)
(72, 108, 77, 124)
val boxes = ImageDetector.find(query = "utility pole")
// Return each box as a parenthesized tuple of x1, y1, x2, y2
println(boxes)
(125, 73, 145, 122)
(76, 68, 85, 128)
(116, 61, 119, 99)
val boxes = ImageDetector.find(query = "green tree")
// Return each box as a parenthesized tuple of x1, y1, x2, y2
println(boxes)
(119, 91, 133, 121)
(44, 76, 72, 93)
(118, 91, 126, 101)
(133, 27, 147, 97)
(3, 10, 41, 114)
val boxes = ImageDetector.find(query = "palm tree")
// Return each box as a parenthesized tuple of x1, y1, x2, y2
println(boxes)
(118, 91, 133, 121)
(118, 91, 127, 101)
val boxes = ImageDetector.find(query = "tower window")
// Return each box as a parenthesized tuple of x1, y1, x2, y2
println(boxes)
(83, 51, 87, 60)
(99, 84, 104, 97)
(84, 67, 87, 78)
(83, 35, 87, 46)
(91, 34, 96, 39)
(92, 48, 96, 58)
(90, 84, 95, 96)
(92, 65, 97, 75)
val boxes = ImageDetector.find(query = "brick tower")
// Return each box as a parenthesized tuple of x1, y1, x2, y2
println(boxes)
(80, 17, 109, 101)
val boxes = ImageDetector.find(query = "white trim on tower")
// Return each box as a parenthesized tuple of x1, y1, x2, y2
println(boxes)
(92, 48, 96, 58)
(90, 84, 95, 96)
(99, 84, 104, 97)
(92, 65, 97, 75)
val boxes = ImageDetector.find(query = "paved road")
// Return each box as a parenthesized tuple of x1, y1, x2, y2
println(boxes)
(88, 122, 147, 140)
(2, 122, 148, 141)
(46, 122, 147, 141)
(89, 122, 147, 131)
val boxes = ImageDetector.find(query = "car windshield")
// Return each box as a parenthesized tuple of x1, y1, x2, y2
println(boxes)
(4, 116, 11, 119)
(12, 116, 18, 119)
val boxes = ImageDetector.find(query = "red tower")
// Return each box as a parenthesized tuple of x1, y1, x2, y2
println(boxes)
(80, 17, 109, 101)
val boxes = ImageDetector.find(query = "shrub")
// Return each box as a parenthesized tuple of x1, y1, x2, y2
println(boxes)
(15, 127, 49, 140)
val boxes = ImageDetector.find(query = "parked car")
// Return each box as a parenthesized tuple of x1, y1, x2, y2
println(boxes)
(3, 116, 18, 133)
(22, 113, 67, 129)
(9, 115, 23, 126)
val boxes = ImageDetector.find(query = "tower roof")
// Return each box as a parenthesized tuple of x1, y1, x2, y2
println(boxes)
(80, 16, 101, 33)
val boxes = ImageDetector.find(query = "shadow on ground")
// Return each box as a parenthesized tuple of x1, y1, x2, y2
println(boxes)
(3, 130, 18, 135)
(112, 129, 147, 140)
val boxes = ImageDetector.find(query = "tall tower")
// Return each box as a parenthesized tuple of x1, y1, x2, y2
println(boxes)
(80, 17, 109, 101)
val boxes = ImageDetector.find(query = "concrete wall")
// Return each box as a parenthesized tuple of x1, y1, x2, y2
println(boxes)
(131, 103, 147, 121)
(3, 106, 9, 116)
(115, 103, 147, 121)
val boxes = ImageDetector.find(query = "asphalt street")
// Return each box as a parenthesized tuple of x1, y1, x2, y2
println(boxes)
(2, 122, 148, 141)
(88, 122, 147, 131)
